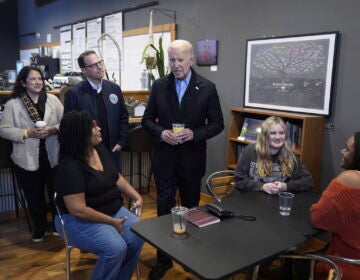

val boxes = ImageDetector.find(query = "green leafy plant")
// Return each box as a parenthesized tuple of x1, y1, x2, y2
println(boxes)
(141, 36, 166, 78)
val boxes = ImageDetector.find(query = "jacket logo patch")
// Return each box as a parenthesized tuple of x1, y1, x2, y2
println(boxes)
(109, 94, 118, 104)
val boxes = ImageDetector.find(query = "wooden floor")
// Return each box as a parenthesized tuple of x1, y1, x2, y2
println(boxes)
(0, 190, 322, 280)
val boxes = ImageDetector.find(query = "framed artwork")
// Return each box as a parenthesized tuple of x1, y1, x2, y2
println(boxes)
(196, 40, 218, 66)
(244, 32, 339, 116)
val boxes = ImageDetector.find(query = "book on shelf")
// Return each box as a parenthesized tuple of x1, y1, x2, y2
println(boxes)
(238, 117, 263, 141)
(185, 207, 220, 228)
(286, 122, 302, 149)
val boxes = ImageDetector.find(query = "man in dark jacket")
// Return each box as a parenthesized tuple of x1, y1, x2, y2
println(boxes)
(64, 50, 128, 170)
(142, 39, 224, 279)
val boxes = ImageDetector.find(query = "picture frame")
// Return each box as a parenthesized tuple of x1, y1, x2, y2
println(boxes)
(244, 32, 339, 116)
(196, 40, 218, 66)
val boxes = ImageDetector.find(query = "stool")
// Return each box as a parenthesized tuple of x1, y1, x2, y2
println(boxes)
(0, 136, 32, 232)
(122, 125, 154, 194)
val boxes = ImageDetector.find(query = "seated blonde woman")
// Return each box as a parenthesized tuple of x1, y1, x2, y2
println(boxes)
(232, 116, 312, 194)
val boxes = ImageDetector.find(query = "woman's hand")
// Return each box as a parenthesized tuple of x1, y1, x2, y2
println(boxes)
(130, 197, 143, 217)
(262, 183, 280, 194)
(111, 216, 128, 234)
(27, 126, 57, 139)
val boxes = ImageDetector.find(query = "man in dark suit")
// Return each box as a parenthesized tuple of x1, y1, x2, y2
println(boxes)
(64, 50, 129, 170)
(142, 39, 224, 279)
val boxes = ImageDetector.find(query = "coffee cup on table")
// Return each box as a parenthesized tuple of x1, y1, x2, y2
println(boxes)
(171, 206, 188, 234)
(35, 121, 47, 128)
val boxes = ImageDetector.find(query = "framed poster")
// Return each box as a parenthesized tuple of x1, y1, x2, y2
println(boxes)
(196, 40, 218, 66)
(244, 32, 339, 116)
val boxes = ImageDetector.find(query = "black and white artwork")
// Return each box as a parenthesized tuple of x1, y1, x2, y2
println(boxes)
(244, 32, 339, 116)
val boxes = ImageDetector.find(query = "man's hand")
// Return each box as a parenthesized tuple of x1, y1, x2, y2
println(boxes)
(161, 129, 179, 145)
(174, 128, 194, 144)
(112, 144, 122, 152)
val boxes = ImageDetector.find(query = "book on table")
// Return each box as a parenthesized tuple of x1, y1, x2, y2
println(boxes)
(185, 207, 220, 228)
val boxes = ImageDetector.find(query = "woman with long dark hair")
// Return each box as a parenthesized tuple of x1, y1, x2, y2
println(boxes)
(55, 111, 143, 280)
(0, 66, 63, 242)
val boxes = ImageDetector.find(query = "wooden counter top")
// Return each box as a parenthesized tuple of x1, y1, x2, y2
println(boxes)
(0, 91, 146, 124)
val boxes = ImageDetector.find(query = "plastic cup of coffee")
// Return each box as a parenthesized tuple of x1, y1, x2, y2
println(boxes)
(171, 206, 188, 234)
(278, 192, 295, 216)
(35, 121, 47, 128)
(172, 123, 185, 134)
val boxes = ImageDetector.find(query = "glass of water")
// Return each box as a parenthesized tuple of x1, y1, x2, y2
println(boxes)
(278, 192, 295, 216)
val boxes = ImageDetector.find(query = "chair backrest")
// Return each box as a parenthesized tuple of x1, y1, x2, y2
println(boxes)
(54, 192, 72, 249)
(0, 136, 13, 169)
(122, 125, 154, 153)
(280, 254, 342, 280)
(206, 170, 235, 203)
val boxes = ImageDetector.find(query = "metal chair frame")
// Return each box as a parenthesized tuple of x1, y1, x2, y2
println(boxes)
(54, 192, 142, 280)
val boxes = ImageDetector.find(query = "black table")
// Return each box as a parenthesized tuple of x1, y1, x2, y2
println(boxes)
(131, 192, 321, 280)
(222, 191, 322, 237)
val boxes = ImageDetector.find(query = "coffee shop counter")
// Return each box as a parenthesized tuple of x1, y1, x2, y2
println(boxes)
(0, 90, 149, 124)
(0, 89, 150, 100)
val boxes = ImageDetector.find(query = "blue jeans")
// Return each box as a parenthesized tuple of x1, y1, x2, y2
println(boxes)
(55, 207, 143, 280)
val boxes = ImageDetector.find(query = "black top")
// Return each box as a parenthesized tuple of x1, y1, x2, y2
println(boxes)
(54, 144, 123, 215)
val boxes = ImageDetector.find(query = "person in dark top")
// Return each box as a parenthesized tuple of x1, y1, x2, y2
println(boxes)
(142, 39, 224, 279)
(232, 116, 312, 194)
(54, 111, 143, 280)
(64, 50, 129, 170)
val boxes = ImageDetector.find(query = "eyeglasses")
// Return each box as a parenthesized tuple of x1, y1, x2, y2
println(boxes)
(83, 60, 104, 69)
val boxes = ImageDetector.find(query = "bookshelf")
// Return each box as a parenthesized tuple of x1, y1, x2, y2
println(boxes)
(227, 108, 325, 190)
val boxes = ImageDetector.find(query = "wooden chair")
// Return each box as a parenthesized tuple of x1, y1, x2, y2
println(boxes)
(54, 192, 142, 280)
(205, 170, 235, 202)
(122, 125, 154, 195)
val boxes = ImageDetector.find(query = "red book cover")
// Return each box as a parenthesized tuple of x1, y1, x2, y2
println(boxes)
(185, 207, 220, 228)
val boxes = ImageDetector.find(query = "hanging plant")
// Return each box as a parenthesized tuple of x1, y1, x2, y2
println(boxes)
(150, 36, 165, 77)
(140, 45, 157, 70)
(140, 36, 166, 78)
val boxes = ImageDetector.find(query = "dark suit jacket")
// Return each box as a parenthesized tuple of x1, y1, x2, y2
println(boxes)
(64, 79, 129, 149)
(142, 69, 224, 180)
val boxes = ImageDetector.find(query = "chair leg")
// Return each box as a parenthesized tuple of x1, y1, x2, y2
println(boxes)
(138, 152, 142, 194)
(252, 264, 260, 280)
(136, 261, 141, 280)
(12, 169, 32, 232)
(309, 259, 315, 280)
(10, 169, 20, 218)
(65, 246, 72, 280)
(128, 152, 134, 209)
(146, 152, 153, 194)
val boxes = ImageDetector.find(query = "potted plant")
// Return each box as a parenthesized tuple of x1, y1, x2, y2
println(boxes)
(140, 36, 166, 78)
